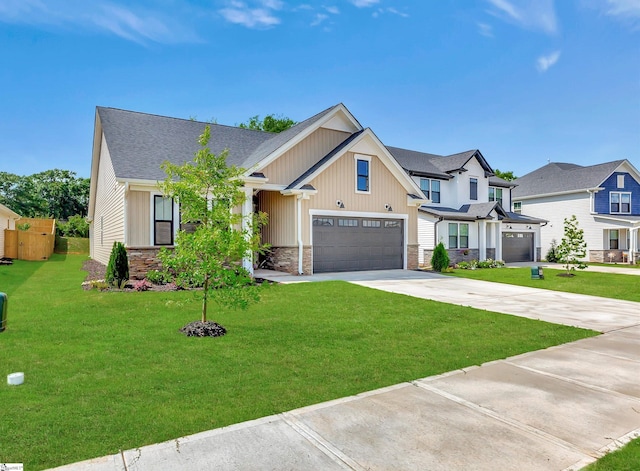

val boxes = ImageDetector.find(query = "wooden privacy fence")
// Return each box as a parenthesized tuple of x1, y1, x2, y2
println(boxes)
(3, 218, 56, 261)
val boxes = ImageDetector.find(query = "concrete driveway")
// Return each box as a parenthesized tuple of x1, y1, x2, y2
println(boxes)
(51, 269, 640, 471)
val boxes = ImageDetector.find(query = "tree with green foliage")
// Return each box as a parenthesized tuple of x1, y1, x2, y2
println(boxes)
(57, 214, 90, 238)
(158, 125, 268, 328)
(431, 242, 450, 272)
(556, 215, 587, 275)
(494, 169, 517, 182)
(105, 242, 129, 288)
(239, 114, 296, 133)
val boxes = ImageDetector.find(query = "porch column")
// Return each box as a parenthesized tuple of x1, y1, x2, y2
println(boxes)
(631, 228, 639, 264)
(241, 187, 254, 275)
(495, 221, 503, 262)
(478, 220, 487, 261)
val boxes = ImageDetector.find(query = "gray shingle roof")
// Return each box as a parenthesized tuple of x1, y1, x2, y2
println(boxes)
(489, 176, 515, 188)
(98, 104, 352, 182)
(97, 107, 275, 181)
(387, 147, 495, 179)
(512, 161, 625, 198)
(419, 202, 504, 221)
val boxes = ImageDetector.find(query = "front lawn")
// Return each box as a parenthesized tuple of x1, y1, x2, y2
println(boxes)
(586, 437, 640, 470)
(449, 267, 640, 303)
(1, 255, 597, 470)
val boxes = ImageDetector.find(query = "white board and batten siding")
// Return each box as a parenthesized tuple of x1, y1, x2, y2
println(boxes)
(91, 134, 125, 265)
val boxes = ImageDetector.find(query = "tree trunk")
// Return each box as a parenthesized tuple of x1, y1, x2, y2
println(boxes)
(202, 275, 209, 323)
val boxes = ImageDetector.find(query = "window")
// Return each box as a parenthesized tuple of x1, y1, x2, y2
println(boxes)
(355, 157, 370, 193)
(489, 187, 503, 206)
(609, 229, 619, 249)
(448, 223, 469, 249)
(470, 178, 478, 200)
(420, 178, 441, 203)
(313, 218, 334, 226)
(610, 192, 631, 214)
(617, 175, 625, 188)
(154, 195, 174, 245)
(448, 223, 458, 249)
(338, 218, 358, 227)
(513, 201, 522, 214)
(384, 220, 401, 228)
(363, 220, 381, 228)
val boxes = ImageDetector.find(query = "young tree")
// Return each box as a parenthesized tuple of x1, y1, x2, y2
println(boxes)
(105, 242, 129, 288)
(158, 125, 268, 333)
(239, 114, 296, 133)
(556, 215, 587, 275)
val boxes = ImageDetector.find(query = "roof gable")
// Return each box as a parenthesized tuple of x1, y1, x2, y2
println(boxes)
(388, 147, 495, 179)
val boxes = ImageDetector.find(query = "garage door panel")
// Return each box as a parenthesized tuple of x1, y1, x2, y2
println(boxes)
(502, 232, 534, 262)
(313, 216, 403, 273)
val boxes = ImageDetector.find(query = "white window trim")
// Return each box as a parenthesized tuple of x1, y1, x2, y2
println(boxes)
(513, 201, 522, 214)
(610, 191, 631, 214)
(149, 192, 179, 246)
(448, 222, 470, 249)
(354, 154, 371, 195)
(470, 177, 479, 201)
(489, 187, 503, 205)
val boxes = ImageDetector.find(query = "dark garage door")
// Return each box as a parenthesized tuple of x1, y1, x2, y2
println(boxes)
(313, 216, 404, 273)
(502, 232, 534, 262)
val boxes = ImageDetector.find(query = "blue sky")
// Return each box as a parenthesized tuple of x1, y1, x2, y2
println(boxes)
(0, 0, 638, 179)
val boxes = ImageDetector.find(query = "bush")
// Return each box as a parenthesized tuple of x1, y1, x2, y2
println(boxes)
(546, 239, 559, 263)
(456, 259, 504, 270)
(431, 242, 450, 272)
(57, 215, 89, 238)
(105, 242, 129, 289)
(146, 269, 169, 285)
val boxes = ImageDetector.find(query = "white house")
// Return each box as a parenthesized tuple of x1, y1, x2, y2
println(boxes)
(0, 203, 21, 258)
(512, 160, 640, 264)
(388, 148, 545, 265)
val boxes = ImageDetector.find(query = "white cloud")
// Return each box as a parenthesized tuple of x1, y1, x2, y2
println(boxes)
(0, 0, 198, 43)
(386, 7, 409, 18)
(477, 22, 494, 37)
(536, 50, 561, 72)
(324, 6, 340, 15)
(311, 13, 329, 26)
(218, 1, 281, 28)
(486, 0, 558, 35)
(350, 0, 380, 7)
(603, 0, 640, 28)
(371, 7, 410, 18)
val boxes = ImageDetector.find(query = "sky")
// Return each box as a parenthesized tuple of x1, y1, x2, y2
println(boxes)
(0, 0, 638, 179)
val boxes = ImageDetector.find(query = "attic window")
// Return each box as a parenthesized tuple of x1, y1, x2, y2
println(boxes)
(470, 178, 478, 201)
(617, 175, 625, 188)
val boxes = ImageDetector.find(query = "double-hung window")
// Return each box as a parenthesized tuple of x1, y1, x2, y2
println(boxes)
(355, 155, 370, 193)
(470, 178, 478, 201)
(610, 192, 631, 214)
(154, 195, 174, 245)
(489, 187, 503, 206)
(448, 223, 469, 249)
(609, 229, 619, 249)
(513, 201, 522, 214)
(420, 178, 441, 203)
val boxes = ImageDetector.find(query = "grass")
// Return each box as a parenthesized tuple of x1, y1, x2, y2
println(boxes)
(449, 267, 640, 302)
(585, 437, 640, 470)
(0, 255, 597, 470)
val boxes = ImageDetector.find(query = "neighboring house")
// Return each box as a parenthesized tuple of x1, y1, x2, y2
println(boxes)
(0, 203, 21, 258)
(88, 104, 428, 278)
(389, 148, 545, 264)
(512, 160, 640, 263)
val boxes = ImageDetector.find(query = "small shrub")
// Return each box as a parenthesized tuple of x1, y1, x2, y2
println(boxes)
(431, 242, 450, 272)
(457, 261, 471, 269)
(90, 280, 110, 291)
(105, 242, 129, 289)
(17, 223, 31, 231)
(546, 239, 559, 263)
(134, 279, 152, 292)
(146, 269, 168, 285)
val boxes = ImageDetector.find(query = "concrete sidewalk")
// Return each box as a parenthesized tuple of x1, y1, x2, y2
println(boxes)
(50, 273, 640, 471)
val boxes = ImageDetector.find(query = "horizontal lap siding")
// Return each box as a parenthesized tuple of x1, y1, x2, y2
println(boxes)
(92, 134, 125, 265)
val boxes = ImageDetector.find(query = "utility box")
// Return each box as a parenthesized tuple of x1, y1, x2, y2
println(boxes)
(0, 292, 6, 332)
(531, 266, 544, 280)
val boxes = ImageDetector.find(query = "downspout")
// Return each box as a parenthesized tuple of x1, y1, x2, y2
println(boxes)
(123, 182, 129, 246)
(297, 194, 304, 275)
(433, 216, 444, 247)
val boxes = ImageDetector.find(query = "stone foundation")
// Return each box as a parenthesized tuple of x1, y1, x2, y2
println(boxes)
(268, 246, 312, 275)
(589, 249, 632, 264)
(407, 244, 419, 270)
(126, 246, 170, 280)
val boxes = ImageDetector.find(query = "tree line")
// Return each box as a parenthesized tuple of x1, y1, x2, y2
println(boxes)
(0, 169, 89, 221)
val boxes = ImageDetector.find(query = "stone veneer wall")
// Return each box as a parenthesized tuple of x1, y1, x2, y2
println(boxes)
(589, 249, 634, 263)
(407, 244, 419, 270)
(126, 246, 167, 280)
(269, 246, 313, 275)
(422, 249, 481, 267)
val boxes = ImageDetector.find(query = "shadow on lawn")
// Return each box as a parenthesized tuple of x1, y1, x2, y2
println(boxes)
(0, 258, 50, 294)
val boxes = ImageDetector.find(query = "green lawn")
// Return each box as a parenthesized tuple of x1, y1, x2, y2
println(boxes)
(449, 267, 640, 302)
(585, 437, 640, 471)
(1, 255, 597, 470)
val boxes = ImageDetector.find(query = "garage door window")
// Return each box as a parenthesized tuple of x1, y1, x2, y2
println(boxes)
(385, 220, 401, 228)
(363, 220, 381, 228)
(338, 219, 358, 227)
(313, 218, 334, 226)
